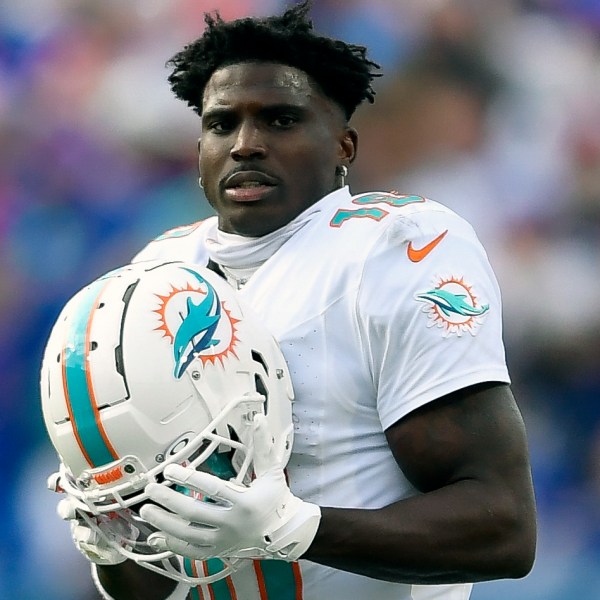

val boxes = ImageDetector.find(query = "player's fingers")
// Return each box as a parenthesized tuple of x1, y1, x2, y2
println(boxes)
(144, 482, 233, 524)
(72, 523, 98, 546)
(141, 505, 218, 547)
(163, 465, 243, 502)
(147, 533, 214, 561)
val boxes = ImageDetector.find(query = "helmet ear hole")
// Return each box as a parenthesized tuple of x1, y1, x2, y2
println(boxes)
(252, 350, 270, 413)
(251, 350, 268, 373)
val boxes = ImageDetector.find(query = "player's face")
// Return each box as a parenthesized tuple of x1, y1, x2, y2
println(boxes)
(198, 62, 357, 236)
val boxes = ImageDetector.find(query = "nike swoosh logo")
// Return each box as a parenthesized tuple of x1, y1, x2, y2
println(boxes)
(407, 230, 448, 262)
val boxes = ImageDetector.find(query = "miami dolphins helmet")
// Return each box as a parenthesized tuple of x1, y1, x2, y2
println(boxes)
(40, 260, 294, 583)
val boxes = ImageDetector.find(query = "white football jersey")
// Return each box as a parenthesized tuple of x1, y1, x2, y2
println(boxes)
(132, 186, 509, 600)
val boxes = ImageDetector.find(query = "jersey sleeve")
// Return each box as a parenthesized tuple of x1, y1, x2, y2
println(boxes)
(357, 207, 510, 430)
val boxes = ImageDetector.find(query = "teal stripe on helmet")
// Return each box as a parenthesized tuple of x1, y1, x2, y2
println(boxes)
(183, 557, 233, 599)
(259, 560, 299, 599)
(63, 277, 116, 467)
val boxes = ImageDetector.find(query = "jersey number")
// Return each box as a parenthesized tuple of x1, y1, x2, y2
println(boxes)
(330, 193, 425, 228)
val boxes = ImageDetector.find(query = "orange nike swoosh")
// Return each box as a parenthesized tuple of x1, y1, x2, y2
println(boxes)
(407, 230, 448, 262)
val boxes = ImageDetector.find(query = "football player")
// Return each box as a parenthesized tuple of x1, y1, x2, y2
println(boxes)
(48, 1, 537, 599)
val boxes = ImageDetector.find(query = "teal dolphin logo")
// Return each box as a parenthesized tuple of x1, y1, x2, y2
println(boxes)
(416, 288, 489, 318)
(416, 276, 489, 337)
(173, 268, 221, 378)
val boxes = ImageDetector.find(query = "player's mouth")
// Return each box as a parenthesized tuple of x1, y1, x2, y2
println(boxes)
(223, 170, 278, 202)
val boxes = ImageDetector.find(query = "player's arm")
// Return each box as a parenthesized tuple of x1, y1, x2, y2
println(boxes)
(140, 382, 535, 584)
(304, 381, 537, 584)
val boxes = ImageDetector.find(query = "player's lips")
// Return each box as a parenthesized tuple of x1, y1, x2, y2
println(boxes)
(223, 170, 278, 202)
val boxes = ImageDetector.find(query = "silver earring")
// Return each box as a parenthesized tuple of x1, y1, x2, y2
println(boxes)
(198, 176, 203, 189)
(336, 165, 349, 187)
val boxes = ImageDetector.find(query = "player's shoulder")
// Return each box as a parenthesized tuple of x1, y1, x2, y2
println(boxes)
(132, 218, 214, 264)
(323, 189, 476, 245)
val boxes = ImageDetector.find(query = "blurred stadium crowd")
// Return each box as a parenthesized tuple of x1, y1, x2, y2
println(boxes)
(1, 1, 599, 598)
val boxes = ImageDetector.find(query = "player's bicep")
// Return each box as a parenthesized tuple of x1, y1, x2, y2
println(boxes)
(385, 382, 530, 494)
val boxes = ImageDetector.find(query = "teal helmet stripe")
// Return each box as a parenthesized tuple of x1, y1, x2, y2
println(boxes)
(184, 558, 301, 598)
(255, 560, 302, 599)
(62, 277, 119, 467)
(183, 557, 234, 599)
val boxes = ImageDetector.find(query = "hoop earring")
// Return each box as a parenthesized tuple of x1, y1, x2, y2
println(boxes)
(336, 165, 349, 187)
(198, 176, 203, 189)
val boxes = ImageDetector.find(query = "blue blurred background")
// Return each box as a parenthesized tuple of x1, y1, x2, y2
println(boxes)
(1, 1, 599, 598)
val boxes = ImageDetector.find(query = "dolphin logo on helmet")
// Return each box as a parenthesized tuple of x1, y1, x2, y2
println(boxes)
(173, 268, 222, 378)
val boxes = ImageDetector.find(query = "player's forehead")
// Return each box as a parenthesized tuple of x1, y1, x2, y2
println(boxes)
(202, 61, 326, 113)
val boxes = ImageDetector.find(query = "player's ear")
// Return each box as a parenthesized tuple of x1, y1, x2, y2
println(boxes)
(339, 127, 358, 164)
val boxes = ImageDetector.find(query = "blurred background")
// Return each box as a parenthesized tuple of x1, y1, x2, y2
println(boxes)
(1, 0, 599, 598)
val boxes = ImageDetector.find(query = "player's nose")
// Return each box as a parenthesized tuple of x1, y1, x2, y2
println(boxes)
(230, 121, 267, 160)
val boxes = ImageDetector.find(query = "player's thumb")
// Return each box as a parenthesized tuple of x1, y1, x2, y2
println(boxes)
(251, 413, 277, 477)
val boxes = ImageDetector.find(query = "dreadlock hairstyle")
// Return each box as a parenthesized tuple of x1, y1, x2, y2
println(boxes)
(166, 0, 381, 120)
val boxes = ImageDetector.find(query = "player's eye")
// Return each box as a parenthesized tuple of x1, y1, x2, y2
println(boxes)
(205, 118, 235, 134)
(271, 114, 298, 128)
(209, 122, 230, 133)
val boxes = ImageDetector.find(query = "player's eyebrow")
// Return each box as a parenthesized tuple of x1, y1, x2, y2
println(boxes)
(201, 107, 233, 121)
(261, 103, 307, 115)
(202, 102, 308, 120)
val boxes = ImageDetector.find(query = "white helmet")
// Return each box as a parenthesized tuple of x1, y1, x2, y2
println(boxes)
(40, 260, 294, 584)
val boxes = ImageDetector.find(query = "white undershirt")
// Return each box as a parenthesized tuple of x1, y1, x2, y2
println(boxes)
(203, 188, 348, 288)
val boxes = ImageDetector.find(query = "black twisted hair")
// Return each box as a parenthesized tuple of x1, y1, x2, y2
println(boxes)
(166, 0, 381, 120)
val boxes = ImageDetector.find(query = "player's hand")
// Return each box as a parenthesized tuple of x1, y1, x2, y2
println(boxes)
(140, 413, 321, 561)
(48, 471, 130, 565)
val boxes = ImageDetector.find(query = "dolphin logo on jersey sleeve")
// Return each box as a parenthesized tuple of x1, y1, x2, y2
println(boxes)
(417, 288, 489, 318)
(416, 276, 489, 337)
